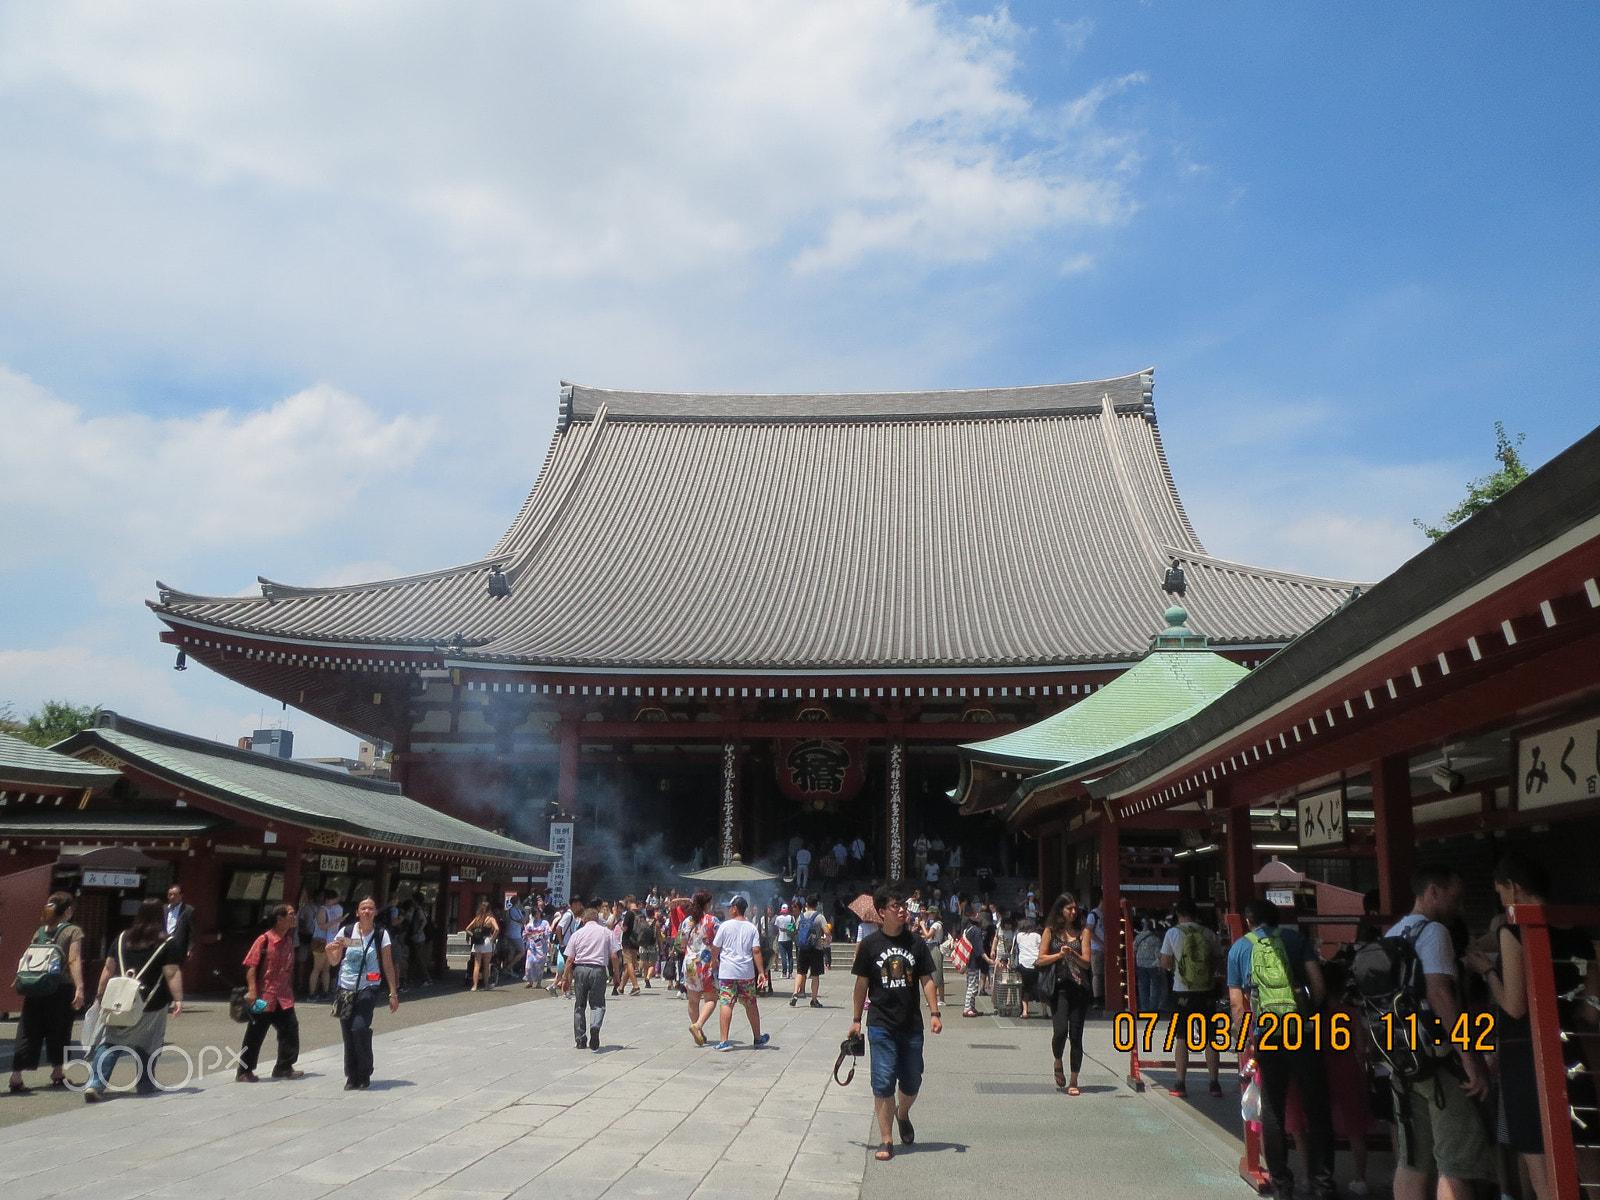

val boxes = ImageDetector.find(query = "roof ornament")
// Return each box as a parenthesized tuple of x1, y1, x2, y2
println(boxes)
(487, 566, 511, 599)
(1163, 559, 1187, 598)
(1150, 604, 1208, 651)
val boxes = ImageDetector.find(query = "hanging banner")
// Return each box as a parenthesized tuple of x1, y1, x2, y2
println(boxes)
(547, 821, 575, 905)
(775, 738, 865, 804)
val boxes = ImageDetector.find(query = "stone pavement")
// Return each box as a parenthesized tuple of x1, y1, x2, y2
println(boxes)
(0, 983, 1310, 1200)
(0, 977, 552, 1129)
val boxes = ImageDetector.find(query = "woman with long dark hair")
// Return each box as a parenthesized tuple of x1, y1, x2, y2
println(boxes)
(83, 897, 183, 1101)
(464, 900, 499, 991)
(1036, 893, 1092, 1094)
(681, 889, 720, 1044)
(7, 891, 85, 1093)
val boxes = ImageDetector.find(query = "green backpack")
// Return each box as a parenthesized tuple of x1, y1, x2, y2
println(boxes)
(1174, 924, 1213, 991)
(14, 925, 68, 997)
(1246, 929, 1302, 1016)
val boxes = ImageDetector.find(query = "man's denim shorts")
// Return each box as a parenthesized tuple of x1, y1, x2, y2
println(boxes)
(867, 1027, 925, 1099)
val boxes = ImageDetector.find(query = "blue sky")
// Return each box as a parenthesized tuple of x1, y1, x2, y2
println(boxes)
(1, 2, 1595, 757)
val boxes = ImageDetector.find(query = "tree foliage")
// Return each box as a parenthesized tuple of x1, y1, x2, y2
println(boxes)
(1414, 422, 1530, 541)
(0, 700, 102, 747)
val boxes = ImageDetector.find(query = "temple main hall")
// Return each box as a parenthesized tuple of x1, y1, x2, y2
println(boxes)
(148, 370, 1357, 887)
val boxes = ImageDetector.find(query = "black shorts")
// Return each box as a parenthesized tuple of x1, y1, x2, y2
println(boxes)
(796, 947, 825, 977)
(1165, 988, 1218, 1017)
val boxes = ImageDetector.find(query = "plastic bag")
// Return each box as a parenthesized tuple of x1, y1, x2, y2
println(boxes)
(1241, 1077, 1261, 1126)
(80, 1000, 103, 1050)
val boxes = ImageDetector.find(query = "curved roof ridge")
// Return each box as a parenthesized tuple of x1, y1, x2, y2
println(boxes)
(1162, 545, 1365, 590)
(152, 557, 512, 608)
(561, 370, 1155, 423)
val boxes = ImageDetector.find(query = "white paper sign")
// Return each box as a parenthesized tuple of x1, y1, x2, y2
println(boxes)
(82, 871, 141, 889)
(1519, 718, 1600, 811)
(547, 822, 574, 906)
(1296, 789, 1345, 849)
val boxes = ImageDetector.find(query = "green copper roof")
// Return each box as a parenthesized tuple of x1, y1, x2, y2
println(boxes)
(56, 714, 556, 863)
(961, 650, 1249, 778)
(0, 730, 122, 790)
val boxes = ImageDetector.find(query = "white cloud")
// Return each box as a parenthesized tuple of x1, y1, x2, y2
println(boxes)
(0, 642, 359, 759)
(0, 1, 1139, 285)
(1182, 456, 1464, 583)
(0, 365, 433, 597)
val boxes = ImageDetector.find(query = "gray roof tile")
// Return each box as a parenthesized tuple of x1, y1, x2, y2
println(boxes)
(56, 714, 555, 862)
(150, 372, 1357, 669)
(0, 730, 122, 790)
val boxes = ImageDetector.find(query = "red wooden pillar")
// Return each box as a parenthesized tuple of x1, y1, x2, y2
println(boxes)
(279, 834, 303, 910)
(1372, 754, 1414, 919)
(1100, 814, 1124, 1012)
(557, 718, 580, 818)
(1224, 798, 1255, 912)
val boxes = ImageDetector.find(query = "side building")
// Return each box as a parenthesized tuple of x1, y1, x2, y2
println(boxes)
(1, 712, 554, 1002)
(147, 371, 1357, 886)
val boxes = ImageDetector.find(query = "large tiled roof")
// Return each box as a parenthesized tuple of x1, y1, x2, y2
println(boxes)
(0, 730, 122, 790)
(55, 713, 556, 863)
(149, 371, 1357, 670)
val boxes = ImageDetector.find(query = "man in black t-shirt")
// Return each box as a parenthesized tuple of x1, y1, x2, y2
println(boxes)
(850, 887, 942, 1162)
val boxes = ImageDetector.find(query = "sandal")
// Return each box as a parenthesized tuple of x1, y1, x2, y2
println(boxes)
(897, 1116, 914, 1145)
(689, 1024, 707, 1047)
(875, 1142, 893, 1161)
(1067, 1085, 1081, 1096)
(961, 1009, 979, 1018)
(1053, 1060, 1066, 1089)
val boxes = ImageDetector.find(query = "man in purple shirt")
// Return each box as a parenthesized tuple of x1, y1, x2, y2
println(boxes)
(559, 908, 618, 1051)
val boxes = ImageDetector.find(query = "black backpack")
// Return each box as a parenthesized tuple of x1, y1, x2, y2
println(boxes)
(1349, 919, 1444, 1085)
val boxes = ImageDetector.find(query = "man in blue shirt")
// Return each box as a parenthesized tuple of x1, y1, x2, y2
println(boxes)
(1226, 899, 1333, 1200)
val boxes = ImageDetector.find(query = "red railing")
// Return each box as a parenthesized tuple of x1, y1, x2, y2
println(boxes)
(1505, 903, 1600, 1200)
(1122, 899, 1183, 1091)
(1224, 910, 1274, 1194)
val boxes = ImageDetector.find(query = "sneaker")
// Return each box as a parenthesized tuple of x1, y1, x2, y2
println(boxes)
(1167, 1082, 1188, 1098)
(235, 1069, 259, 1083)
(576, 1040, 588, 1050)
(789, 996, 798, 1007)
(271, 1069, 305, 1081)
(754, 1033, 770, 1047)
(809, 999, 823, 1008)
(1348, 1184, 1370, 1196)
(588, 1028, 601, 1051)
(1208, 1080, 1224, 1099)
(714, 1041, 735, 1052)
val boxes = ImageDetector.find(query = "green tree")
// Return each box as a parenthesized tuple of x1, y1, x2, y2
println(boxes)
(1414, 422, 1530, 541)
(0, 700, 102, 747)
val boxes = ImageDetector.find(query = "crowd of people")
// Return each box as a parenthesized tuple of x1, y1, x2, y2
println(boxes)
(1108, 855, 1600, 1200)
(8, 849, 1594, 1198)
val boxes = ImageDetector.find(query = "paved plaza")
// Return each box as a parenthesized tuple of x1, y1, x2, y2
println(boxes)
(2, 986, 1265, 1200)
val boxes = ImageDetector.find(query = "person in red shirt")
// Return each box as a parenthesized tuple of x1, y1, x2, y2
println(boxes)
(237, 903, 303, 1082)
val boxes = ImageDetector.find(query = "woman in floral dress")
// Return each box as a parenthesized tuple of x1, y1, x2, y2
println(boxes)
(681, 889, 720, 1045)
(522, 905, 553, 988)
